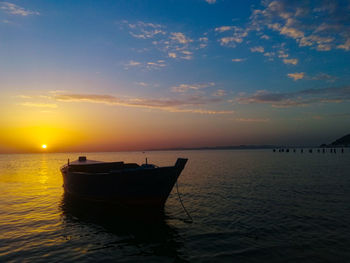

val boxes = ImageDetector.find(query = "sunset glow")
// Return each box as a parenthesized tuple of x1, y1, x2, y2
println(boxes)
(0, 0, 350, 153)
(41, 145, 47, 149)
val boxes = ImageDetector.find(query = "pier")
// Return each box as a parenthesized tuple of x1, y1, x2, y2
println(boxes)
(272, 147, 347, 153)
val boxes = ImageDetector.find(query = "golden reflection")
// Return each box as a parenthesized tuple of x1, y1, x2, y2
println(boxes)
(39, 154, 48, 185)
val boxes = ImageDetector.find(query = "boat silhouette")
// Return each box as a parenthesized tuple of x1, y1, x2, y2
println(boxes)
(60, 156, 188, 209)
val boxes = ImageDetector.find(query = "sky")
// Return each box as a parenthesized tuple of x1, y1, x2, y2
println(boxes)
(1, 0, 350, 153)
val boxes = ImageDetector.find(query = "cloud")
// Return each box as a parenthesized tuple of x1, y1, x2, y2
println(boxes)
(283, 58, 298, 65)
(235, 118, 270, 122)
(216, 26, 248, 47)
(250, 1, 350, 52)
(205, 0, 216, 4)
(53, 92, 232, 115)
(199, 37, 208, 48)
(121, 20, 203, 60)
(171, 83, 215, 93)
(237, 86, 350, 108)
(337, 39, 350, 51)
(0, 2, 39, 16)
(125, 60, 165, 70)
(126, 21, 165, 39)
(135, 82, 149, 87)
(232, 58, 246, 62)
(125, 60, 141, 67)
(311, 73, 337, 82)
(170, 32, 192, 44)
(287, 72, 304, 81)
(213, 89, 226, 97)
(215, 26, 234, 33)
(168, 52, 177, 58)
(250, 46, 265, 53)
(19, 102, 57, 108)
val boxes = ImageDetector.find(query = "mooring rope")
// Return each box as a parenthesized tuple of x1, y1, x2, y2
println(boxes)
(175, 180, 193, 223)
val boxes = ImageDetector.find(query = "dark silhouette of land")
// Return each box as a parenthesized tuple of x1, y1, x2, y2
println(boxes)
(320, 133, 350, 147)
(147, 134, 350, 151)
(146, 145, 277, 151)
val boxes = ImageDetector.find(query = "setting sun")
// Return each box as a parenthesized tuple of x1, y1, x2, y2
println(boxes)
(41, 144, 47, 149)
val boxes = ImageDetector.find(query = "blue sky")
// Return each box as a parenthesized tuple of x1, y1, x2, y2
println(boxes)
(1, 0, 350, 152)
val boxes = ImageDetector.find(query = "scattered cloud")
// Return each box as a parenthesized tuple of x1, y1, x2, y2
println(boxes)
(311, 73, 337, 82)
(199, 37, 208, 48)
(235, 118, 270, 122)
(168, 52, 176, 58)
(53, 92, 232, 115)
(216, 26, 248, 47)
(121, 20, 201, 61)
(215, 26, 234, 33)
(125, 21, 165, 39)
(250, 1, 350, 52)
(337, 39, 350, 51)
(250, 46, 264, 53)
(125, 60, 141, 68)
(135, 82, 149, 87)
(232, 58, 246, 62)
(283, 58, 298, 65)
(213, 89, 226, 97)
(19, 102, 57, 108)
(124, 60, 165, 70)
(171, 82, 215, 93)
(0, 2, 39, 16)
(170, 32, 192, 44)
(287, 72, 304, 81)
(237, 86, 350, 108)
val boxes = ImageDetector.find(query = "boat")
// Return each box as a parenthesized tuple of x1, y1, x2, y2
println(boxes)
(60, 156, 188, 209)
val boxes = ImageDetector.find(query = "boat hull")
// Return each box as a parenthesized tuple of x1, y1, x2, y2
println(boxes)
(61, 159, 187, 209)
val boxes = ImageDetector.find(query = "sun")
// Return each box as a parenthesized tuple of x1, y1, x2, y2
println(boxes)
(41, 144, 47, 149)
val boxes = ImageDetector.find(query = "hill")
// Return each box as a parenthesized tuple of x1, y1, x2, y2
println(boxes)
(331, 134, 350, 146)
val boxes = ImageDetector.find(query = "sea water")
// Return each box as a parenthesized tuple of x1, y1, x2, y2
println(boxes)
(0, 150, 350, 262)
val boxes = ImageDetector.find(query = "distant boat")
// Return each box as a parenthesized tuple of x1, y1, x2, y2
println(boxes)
(60, 156, 188, 209)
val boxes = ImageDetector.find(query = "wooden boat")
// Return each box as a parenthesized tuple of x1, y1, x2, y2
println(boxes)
(60, 156, 188, 209)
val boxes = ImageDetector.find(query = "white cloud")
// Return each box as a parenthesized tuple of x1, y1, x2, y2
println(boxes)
(126, 21, 165, 39)
(215, 26, 234, 33)
(250, 46, 265, 53)
(199, 37, 208, 48)
(171, 83, 215, 93)
(205, 0, 216, 4)
(231, 58, 246, 62)
(168, 52, 177, 58)
(337, 39, 350, 51)
(287, 72, 304, 81)
(250, 1, 350, 52)
(125, 60, 165, 70)
(170, 32, 192, 44)
(0, 2, 39, 16)
(283, 58, 298, 65)
(217, 26, 248, 47)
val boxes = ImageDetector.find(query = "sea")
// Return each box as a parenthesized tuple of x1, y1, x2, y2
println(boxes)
(0, 149, 350, 262)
